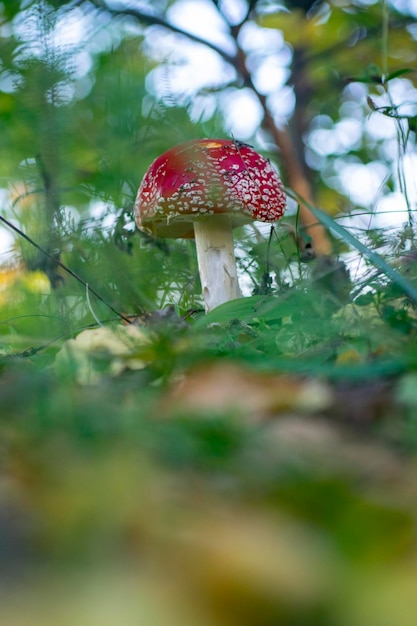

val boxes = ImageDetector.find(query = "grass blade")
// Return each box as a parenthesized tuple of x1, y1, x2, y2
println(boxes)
(287, 191, 417, 303)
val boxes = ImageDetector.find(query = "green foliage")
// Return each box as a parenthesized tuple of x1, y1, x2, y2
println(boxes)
(1, 1, 417, 624)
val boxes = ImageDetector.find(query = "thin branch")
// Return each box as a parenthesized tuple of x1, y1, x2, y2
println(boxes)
(0, 214, 134, 324)
(89, 0, 237, 66)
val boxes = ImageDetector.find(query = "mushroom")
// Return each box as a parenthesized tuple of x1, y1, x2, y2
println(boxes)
(135, 139, 286, 312)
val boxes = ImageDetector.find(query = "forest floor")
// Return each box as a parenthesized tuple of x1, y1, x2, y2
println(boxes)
(1, 278, 417, 625)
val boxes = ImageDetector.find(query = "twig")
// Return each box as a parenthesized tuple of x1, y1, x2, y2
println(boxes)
(0, 214, 133, 324)
(89, 0, 237, 66)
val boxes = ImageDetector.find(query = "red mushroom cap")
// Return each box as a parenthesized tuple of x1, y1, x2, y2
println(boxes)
(135, 138, 286, 238)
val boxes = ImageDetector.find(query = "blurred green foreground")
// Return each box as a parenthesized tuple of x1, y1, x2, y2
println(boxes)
(1, 321, 417, 626)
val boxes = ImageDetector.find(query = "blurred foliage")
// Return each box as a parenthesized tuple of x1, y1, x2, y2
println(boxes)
(1, 0, 417, 624)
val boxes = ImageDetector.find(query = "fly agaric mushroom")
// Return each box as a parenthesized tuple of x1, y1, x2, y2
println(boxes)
(135, 139, 286, 312)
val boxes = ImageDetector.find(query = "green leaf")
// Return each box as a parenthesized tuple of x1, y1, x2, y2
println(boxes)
(193, 296, 274, 328)
(385, 68, 414, 81)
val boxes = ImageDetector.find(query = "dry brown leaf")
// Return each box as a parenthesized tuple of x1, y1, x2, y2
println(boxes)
(165, 362, 332, 419)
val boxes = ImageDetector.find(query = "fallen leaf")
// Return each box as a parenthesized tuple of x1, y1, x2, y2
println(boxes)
(164, 362, 332, 419)
(55, 325, 152, 384)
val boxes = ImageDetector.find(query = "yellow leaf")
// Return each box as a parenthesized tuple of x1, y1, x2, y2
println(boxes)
(55, 325, 152, 384)
(336, 347, 363, 365)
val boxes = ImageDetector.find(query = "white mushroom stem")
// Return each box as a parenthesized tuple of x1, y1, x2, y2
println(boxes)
(193, 217, 241, 313)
